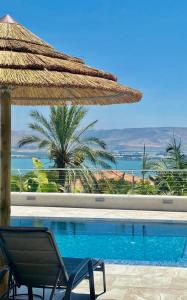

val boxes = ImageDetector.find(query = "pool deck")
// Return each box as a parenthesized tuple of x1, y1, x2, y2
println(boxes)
(74, 264, 187, 300)
(11, 206, 187, 223)
(11, 206, 187, 299)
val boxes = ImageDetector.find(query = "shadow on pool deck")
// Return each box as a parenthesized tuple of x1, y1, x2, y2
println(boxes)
(15, 263, 187, 300)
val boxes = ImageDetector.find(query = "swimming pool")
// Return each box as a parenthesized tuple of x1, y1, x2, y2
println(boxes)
(11, 217, 187, 267)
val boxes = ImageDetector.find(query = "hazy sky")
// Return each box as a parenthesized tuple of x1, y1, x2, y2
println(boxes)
(1, 0, 187, 130)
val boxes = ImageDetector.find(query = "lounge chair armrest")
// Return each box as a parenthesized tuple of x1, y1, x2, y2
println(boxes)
(66, 258, 92, 291)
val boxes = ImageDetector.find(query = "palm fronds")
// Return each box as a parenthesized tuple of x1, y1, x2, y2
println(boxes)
(18, 105, 115, 192)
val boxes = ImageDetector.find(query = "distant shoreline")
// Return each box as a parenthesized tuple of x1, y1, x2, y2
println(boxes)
(12, 127, 187, 153)
(11, 155, 142, 172)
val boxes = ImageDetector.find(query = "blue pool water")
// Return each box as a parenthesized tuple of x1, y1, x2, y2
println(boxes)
(11, 218, 187, 267)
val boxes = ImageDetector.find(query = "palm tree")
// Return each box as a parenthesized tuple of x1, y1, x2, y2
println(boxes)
(166, 136, 187, 169)
(18, 106, 115, 192)
(151, 136, 187, 195)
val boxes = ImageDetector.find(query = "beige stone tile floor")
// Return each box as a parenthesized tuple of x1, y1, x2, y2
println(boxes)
(72, 264, 187, 299)
(11, 206, 187, 223)
(19, 265, 187, 300)
(11, 206, 187, 299)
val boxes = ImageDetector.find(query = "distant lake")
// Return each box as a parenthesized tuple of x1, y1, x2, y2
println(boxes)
(11, 152, 142, 172)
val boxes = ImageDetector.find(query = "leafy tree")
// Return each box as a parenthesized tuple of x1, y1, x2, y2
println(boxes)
(126, 145, 155, 195)
(151, 136, 187, 195)
(11, 175, 21, 192)
(18, 106, 115, 192)
(11, 158, 58, 193)
(24, 158, 59, 192)
(128, 180, 157, 195)
(166, 136, 187, 169)
(98, 177, 132, 194)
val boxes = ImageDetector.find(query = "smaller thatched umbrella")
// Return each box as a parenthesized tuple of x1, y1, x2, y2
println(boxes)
(0, 15, 142, 225)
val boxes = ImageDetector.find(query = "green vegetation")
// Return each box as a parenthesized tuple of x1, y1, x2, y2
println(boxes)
(128, 180, 157, 195)
(98, 177, 132, 194)
(149, 137, 187, 195)
(98, 138, 187, 195)
(12, 131, 187, 196)
(11, 158, 59, 192)
(130, 137, 187, 195)
(17, 106, 115, 192)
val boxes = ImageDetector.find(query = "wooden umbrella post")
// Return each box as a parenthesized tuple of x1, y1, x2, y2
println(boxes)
(0, 87, 11, 296)
(0, 86, 11, 226)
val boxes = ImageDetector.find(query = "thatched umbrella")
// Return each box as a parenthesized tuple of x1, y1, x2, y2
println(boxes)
(0, 14, 142, 225)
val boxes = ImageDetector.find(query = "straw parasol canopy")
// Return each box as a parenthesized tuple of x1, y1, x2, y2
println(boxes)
(0, 14, 142, 226)
(0, 14, 142, 105)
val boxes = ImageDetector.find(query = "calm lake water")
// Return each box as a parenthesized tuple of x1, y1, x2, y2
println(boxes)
(11, 153, 142, 171)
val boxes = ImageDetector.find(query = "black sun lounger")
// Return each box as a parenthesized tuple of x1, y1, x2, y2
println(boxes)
(0, 227, 106, 300)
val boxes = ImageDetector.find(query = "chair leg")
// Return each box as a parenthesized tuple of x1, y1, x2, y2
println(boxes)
(49, 269, 61, 300)
(13, 286, 17, 300)
(101, 262, 106, 293)
(49, 285, 57, 300)
(28, 287, 33, 300)
(88, 261, 96, 300)
(63, 288, 72, 300)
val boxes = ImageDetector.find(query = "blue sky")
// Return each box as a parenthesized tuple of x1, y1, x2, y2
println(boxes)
(1, 0, 187, 130)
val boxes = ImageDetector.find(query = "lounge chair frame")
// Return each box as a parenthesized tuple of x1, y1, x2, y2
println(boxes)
(0, 227, 106, 300)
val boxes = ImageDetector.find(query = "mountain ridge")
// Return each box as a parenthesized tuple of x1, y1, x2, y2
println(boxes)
(12, 127, 187, 152)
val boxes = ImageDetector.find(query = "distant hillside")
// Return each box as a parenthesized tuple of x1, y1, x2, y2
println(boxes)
(12, 130, 38, 151)
(85, 127, 187, 151)
(12, 127, 187, 152)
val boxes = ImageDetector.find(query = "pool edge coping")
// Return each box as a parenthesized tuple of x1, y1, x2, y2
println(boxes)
(11, 215, 187, 224)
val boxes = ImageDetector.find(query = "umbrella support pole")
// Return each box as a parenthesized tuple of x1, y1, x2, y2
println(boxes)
(0, 87, 11, 226)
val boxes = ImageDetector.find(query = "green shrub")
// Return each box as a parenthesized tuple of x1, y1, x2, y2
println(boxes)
(40, 182, 58, 192)
(128, 180, 157, 195)
(98, 178, 132, 194)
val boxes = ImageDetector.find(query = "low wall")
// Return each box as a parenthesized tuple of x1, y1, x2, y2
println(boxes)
(11, 192, 187, 212)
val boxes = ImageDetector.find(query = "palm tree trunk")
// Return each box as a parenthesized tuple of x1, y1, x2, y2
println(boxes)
(58, 163, 67, 190)
(59, 169, 66, 187)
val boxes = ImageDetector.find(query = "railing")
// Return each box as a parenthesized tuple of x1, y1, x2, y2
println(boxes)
(10, 168, 187, 195)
